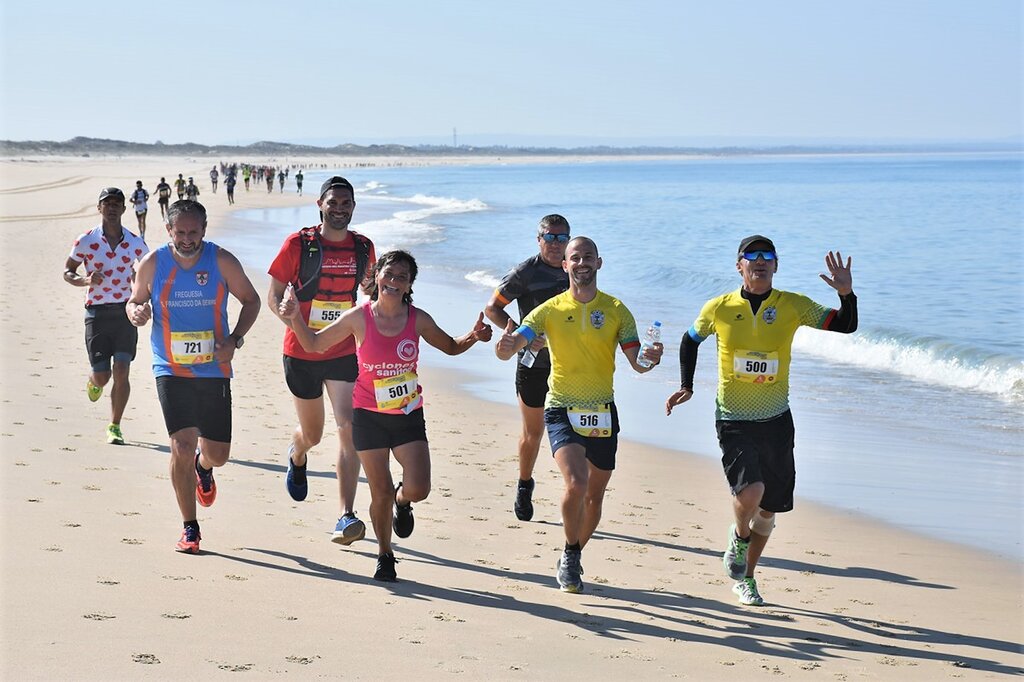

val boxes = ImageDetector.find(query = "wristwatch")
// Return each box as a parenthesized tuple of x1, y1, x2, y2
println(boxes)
(229, 333, 245, 349)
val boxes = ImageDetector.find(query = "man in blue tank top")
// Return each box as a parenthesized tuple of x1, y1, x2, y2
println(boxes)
(127, 200, 260, 554)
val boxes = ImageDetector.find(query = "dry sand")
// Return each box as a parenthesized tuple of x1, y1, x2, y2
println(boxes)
(1, 155, 1021, 680)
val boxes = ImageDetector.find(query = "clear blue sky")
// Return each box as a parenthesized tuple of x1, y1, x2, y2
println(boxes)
(1, 1, 1020, 146)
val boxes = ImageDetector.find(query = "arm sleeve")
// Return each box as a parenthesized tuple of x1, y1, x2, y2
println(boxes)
(824, 292, 858, 333)
(679, 328, 702, 390)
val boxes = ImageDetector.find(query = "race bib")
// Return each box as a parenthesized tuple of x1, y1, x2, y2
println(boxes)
(567, 405, 612, 438)
(733, 349, 779, 384)
(373, 371, 421, 413)
(171, 330, 214, 364)
(308, 299, 352, 330)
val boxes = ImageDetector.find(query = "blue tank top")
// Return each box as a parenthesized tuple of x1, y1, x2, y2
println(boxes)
(150, 242, 232, 378)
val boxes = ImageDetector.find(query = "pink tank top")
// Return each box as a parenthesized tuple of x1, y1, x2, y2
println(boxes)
(353, 302, 423, 414)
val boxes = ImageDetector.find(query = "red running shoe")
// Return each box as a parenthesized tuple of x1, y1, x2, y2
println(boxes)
(195, 451, 217, 507)
(175, 526, 201, 554)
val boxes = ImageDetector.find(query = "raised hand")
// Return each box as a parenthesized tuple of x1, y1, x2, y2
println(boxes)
(279, 283, 300, 321)
(819, 251, 853, 295)
(495, 318, 519, 359)
(471, 311, 493, 342)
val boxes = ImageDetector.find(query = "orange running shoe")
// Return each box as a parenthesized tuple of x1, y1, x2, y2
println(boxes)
(195, 451, 217, 507)
(175, 525, 201, 554)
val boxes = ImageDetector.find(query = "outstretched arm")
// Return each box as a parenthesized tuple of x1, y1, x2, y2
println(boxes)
(420, 310, 493, 356)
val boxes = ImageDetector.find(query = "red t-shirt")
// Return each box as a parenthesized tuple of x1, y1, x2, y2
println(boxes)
(267, 227, 376, 361)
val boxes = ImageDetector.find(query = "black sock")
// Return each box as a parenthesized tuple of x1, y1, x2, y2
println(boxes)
(565, 542, 581, 552)
(184, 520, 200, 532)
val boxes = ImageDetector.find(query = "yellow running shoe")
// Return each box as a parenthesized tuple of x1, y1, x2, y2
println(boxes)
(87, 379, 103, 402)
(106, 423, 124, 445)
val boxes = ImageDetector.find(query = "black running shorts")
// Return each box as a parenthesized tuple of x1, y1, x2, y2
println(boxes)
(716, 409, 796, 513)
(283, 354, 358, 399)
(156, 376, 232, 442)
(352, 407, 427, 451)
(515, 364, 550, 408)
(84, 303, 138, 372)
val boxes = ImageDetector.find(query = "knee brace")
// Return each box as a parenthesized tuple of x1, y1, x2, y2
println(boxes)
(750, 509, 776, 537)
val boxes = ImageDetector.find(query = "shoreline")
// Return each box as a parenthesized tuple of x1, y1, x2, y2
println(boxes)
(2, 155, 1021, 679)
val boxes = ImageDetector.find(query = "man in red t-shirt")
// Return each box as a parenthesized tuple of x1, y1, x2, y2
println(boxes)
(267, 176, 376, 546)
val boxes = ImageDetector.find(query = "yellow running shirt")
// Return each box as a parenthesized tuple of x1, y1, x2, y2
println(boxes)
(520, 290, 640, 409)
(690, 288, 834, 421)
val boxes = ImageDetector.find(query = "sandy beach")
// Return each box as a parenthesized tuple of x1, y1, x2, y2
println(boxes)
(1, 155, 1020, 680)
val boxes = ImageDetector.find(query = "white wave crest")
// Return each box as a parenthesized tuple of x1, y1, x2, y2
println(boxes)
(794, 330, 1024, 403)
(465, 270, 501, 289)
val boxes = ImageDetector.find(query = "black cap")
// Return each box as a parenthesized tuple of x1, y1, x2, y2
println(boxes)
(738, 234, 776, 256)
(319, 176, 355, 199)
(98, 187, 124, 203)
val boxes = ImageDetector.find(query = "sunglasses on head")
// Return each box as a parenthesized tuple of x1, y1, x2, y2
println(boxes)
(741, 250, 777, 261)
(540, 233, 570, 243)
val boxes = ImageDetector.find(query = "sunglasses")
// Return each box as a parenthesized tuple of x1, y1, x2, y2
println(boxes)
(741, 250, 777, 261)
(540, 233, 571, 243)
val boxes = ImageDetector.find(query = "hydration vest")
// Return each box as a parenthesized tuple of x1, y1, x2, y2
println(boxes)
(294, 227, 371, 303)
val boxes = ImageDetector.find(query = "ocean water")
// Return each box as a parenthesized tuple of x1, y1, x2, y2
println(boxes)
(221, 154, 1024, 559)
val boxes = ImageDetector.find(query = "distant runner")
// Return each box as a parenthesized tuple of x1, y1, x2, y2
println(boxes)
(129, 180, 149, 237)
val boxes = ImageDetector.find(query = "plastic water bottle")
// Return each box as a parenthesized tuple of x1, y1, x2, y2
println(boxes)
(637, 320, 662, 368)
(520, 348, 537, 368)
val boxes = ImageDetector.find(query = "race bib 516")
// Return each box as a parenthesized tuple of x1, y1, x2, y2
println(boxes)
(733, 349, 779, 384)
(170, 330, 214, 364)
(308, 299, 352, 330)
(568, 405, 612, 438)
(373, 371, 421, 413)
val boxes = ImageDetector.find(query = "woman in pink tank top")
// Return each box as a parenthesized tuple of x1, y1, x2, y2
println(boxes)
(282, 250, 492, 582)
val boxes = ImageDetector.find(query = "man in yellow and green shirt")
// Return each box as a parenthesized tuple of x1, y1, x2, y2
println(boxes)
(666, 234, 857, 606)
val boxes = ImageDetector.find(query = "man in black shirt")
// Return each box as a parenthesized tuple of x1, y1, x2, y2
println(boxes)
(485, 215, 571, 521)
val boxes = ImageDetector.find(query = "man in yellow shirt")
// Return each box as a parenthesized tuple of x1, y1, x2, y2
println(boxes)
(497, 236, 663, 593)
(666, 235, 857, 606)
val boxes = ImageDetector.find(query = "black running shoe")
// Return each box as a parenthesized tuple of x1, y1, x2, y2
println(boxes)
(374, 553, 398, 582)
(514, 477, 535, 521)
(393, 482, 415, 539)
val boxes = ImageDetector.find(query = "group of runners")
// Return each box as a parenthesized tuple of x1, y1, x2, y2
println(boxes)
(127, 166, 308, 234)
(64, 175, 857, 603)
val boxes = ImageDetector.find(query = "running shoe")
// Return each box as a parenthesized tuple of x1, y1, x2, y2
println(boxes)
(556, 548, 584, 593)
(732, 577, 765, 606)
(285, 445, 308, 501)
(393, 483, 415, 539)
(331, 513, 366, 546)
(373, 553, 398, 582)
(195, 451, 217, 507)
(723, 523, 750, 580)
(514, 477, 535, 522)
(175, 525, 201, 554)
(106, 423, 124, 445)
(87, 378, 103, 402)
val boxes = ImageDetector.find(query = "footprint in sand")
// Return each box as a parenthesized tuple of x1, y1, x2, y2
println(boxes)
(161, 612, 191, 619)
(285, 655, 319, 665)
(132, 653, 160, 665)
(83, 613, 115, 621)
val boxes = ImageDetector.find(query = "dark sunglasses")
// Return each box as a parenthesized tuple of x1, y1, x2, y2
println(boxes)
(540, 233, 570, 243)
(741, 250, 777, 261)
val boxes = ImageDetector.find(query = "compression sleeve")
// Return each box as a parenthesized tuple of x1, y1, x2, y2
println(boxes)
(825, 292, 858, 333)
(679, 328, 703, 390)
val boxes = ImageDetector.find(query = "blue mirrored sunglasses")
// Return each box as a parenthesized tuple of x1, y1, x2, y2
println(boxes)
(540, 232, 571, 243)
(741, 250, 777, 261)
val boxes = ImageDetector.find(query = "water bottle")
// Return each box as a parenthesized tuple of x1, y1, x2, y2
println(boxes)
(637, 320, 662, 368)
(520, 348, 537, 368)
